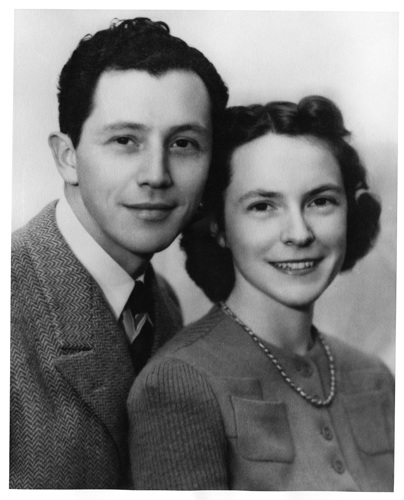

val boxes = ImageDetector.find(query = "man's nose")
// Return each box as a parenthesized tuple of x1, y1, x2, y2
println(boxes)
(280, 208, 315, 246)
(136, 143, 173, 188)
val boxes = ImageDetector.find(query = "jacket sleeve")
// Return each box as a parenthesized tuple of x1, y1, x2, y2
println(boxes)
(127, 357, 228, 489)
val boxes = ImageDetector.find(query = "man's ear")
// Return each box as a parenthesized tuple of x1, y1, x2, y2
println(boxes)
(48, 132, 79, 185)
(210, 221, 227, 248)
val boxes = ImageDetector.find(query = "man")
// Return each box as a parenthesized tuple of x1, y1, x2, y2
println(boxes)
(10, 17, 228, 489)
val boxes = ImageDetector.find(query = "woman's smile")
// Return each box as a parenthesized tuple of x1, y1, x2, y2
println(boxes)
(269, 259, 322, 274)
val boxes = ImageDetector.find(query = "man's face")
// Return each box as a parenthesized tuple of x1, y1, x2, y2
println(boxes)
(70, 69, 212, 274)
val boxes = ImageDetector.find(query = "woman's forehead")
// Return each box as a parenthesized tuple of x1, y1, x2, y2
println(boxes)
(227, 133, 342, 194)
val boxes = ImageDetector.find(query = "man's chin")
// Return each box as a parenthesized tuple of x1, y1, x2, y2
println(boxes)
(130, 235, 179, 257)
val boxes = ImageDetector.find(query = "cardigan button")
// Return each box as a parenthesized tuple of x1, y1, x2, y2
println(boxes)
(322, 425, 333, 441)
(333, 459, 345, 474)
(293, 358, 313, 377)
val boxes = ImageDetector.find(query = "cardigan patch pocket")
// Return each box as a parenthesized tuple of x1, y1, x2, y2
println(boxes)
(231, 396, 294, 462)
(343, 390, 394, 455)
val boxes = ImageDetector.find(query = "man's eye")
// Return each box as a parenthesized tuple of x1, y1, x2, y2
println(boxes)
(171, 138, 199, 150)
(115, 137, 131, 145)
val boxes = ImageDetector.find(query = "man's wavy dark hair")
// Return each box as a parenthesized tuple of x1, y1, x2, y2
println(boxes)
(57, 17, 228, 147)
(181, 96, 381, 302)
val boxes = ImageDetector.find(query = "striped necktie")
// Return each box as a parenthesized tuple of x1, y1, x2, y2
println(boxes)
(124, 280, 154, 375)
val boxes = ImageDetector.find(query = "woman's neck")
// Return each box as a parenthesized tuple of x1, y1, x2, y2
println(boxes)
(225, 286, 314, 356)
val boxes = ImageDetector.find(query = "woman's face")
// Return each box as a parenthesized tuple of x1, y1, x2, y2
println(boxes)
(222, 133, 348, 310)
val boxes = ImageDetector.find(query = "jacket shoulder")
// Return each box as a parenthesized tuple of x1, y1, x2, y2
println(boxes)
(11, 202, 72, 290)
(12, 201, 59, 257)
(154, 273, 182, 312)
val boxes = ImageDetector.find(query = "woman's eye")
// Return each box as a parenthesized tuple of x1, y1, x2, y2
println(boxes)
(249, 202, 274, 212)
(115, 137, 131, 145)
(310, 197, 337, 208)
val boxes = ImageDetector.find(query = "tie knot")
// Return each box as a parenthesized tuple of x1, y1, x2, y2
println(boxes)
(127, 280, 147, 315)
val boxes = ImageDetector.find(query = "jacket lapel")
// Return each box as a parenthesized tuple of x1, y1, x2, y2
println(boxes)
(29, 202, 183, 463)
(29, 203, 134, 459)
(145, 266, 183, 355)
(53, 279, 135, 456)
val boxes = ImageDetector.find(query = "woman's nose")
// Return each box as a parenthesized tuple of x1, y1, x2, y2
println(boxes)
(280, 209, 315, 246)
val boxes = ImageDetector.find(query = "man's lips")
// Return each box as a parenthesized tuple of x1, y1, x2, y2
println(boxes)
(125, 202, 176, 210)
(123, 202, 177, 221)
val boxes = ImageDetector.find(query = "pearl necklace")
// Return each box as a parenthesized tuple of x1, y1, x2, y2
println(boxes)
(219, 302, 336, 408)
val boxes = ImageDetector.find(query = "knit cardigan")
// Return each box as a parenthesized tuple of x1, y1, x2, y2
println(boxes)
(128, 305, 394, 491)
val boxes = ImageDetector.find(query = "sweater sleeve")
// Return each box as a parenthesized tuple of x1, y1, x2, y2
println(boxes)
(127, 357, 228, 490)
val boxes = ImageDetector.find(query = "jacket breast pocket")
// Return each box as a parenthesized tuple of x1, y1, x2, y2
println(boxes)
(343, 390, 394, 455)
(231, 396, 295, 463)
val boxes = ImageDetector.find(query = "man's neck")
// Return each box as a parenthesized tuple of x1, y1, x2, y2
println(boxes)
(65, 187, 152, 277)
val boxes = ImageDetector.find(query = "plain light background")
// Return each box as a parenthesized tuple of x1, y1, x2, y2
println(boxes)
(12, 9, 397, 372)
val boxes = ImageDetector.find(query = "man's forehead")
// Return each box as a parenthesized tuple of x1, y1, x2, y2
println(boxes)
(87, 69, 212, 131)
(94, 68, 210, 105)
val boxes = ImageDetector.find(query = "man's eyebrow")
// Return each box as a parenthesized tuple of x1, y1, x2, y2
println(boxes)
(170, 124, 211, 136)
(100, 122, 211, 137)
(101, 122, 146, 132)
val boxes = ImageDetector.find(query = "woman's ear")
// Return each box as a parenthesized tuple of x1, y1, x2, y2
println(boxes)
(48, 132, 79, 186)
(210, 221, 227, 248)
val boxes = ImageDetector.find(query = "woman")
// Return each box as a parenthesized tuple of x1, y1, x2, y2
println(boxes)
(127, 96, 394, 491)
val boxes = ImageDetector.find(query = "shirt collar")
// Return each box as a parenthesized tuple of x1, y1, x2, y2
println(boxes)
(55, 194, 143, 319)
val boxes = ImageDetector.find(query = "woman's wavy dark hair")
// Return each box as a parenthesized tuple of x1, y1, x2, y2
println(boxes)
(181, 96, 381, 302)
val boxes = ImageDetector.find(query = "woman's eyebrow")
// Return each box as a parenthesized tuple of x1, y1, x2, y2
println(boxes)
(307, 184, 345, 196)
(238, 190, 281, 202)
(238, 184, 344, 203)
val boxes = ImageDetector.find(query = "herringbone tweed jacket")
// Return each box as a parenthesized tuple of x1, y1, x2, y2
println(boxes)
(10, 201, 182, 489)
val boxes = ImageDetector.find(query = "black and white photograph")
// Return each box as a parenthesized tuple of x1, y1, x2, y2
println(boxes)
(6, 2, 400, 494)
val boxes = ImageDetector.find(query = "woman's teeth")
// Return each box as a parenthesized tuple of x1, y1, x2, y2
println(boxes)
(272, 261, 316, 271)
